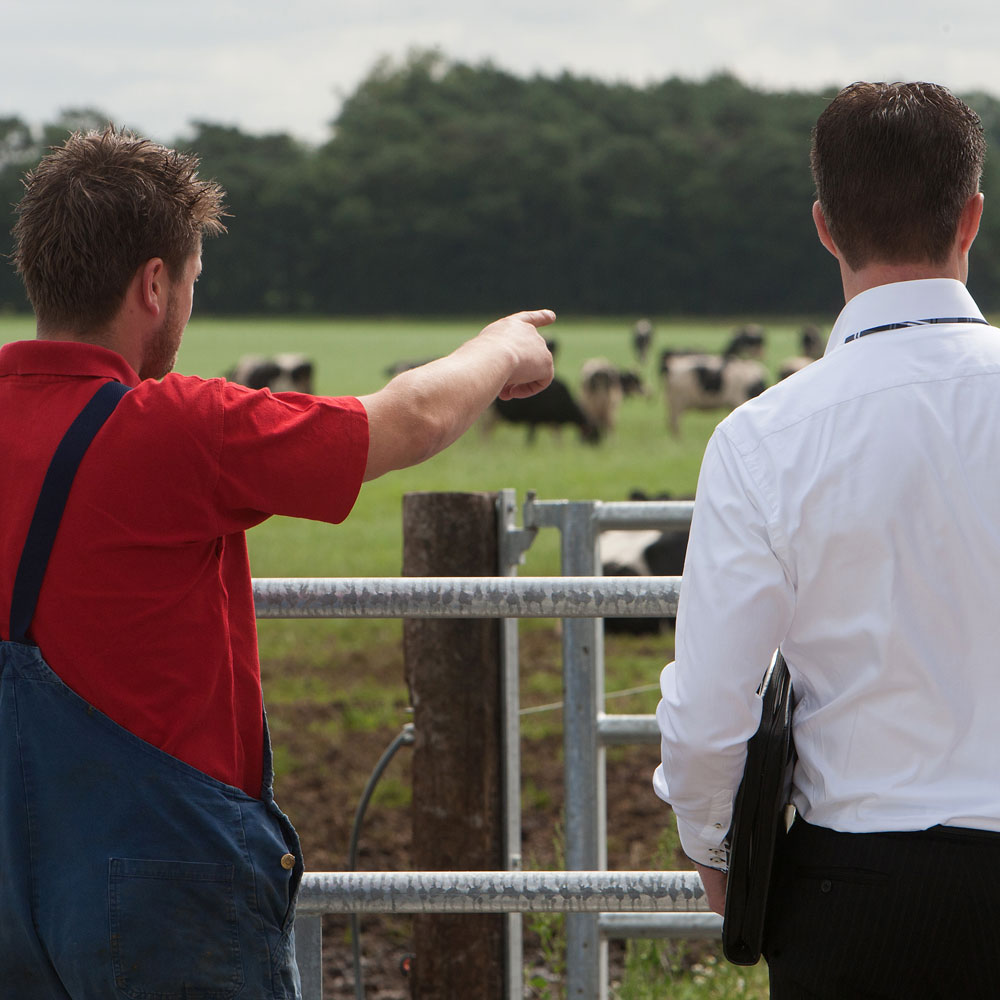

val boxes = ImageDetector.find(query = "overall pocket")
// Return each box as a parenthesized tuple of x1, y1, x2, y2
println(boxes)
(109, 858, 243, 1000)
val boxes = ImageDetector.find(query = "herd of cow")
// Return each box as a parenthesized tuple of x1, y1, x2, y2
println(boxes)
(223, 320, 825, 633)
(223, 320, 825, 446)
(480, 318, 825, 443)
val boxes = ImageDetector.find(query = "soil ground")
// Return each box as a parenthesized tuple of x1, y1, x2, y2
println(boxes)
(264, 624, 683, 999)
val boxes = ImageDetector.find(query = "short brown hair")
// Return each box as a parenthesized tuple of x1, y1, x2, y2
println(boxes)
(811, 82, 985, 270)
(12, 127, 227, 333)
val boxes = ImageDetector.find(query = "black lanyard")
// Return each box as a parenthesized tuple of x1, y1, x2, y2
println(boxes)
(844, 316, 989, 345)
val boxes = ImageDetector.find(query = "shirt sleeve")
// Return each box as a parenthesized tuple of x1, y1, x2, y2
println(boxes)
(211, 381, 369, 531)
(652, 424, 794, 869)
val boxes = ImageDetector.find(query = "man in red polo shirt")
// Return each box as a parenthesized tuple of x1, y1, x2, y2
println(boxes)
(0, 128, 555, 999)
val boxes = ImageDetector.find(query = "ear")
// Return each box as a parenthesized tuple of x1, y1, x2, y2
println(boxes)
(138, 258, 167, 317)
(957, 192, 985, 255)
(812, 201, 839, 259)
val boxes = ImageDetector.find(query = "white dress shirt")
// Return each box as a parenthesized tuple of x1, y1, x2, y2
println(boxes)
(654, 278, 1000, 869)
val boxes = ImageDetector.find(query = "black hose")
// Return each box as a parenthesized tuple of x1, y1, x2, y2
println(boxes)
(348, 723, 416, 1000)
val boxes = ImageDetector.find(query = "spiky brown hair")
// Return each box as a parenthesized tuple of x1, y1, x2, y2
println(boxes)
(12, 126, 228, 333)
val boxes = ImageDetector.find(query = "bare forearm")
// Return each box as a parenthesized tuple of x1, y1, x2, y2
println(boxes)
(364, 352, 511, 467)
(359, 310, 555, 481)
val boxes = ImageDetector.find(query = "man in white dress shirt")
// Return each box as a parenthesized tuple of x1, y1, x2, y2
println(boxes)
(654, 81, 1000, 997)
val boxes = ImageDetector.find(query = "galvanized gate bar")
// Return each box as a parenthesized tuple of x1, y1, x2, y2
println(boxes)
(294, 915, 323, 998)
(522, 497, 695, 1000)
(589, 500, 694, 531)
(598, 913, 723, 940)
(252, 576, 680, 619)
(498, 489, 525, 1000)
(556, 501, 608, 999)
(524, 497, 695, 532)
(296, 871, 710, 915)
(597, 714, 660, 746)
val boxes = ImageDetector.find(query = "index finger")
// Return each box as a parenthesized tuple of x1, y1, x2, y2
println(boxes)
(512, 309, 557, 328)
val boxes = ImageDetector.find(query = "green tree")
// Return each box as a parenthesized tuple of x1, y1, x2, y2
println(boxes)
(0, 116, 40, 314)
(4, 70, 1000, 318)
(178, 123, 313, 314)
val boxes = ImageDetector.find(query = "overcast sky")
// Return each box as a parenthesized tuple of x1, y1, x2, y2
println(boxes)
(6, 0, 1000, 146)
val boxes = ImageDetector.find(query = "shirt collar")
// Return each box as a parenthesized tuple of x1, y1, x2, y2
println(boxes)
(824, 278, 986, 358)
(0, 340, 141, 386)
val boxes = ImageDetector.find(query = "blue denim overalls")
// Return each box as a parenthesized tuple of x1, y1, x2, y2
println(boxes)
(0, 382, 303, 999)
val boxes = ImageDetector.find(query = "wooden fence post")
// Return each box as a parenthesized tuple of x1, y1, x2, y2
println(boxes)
(403, 491, 505, 1000)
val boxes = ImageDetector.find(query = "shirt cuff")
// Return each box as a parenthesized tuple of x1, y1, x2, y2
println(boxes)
(676, 812, 731, 873)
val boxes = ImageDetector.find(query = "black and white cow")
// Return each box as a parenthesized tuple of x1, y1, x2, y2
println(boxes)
(723, 324, 766, 359)
(579, 358, 625, 435)
(489, 376, 601, 444)
(660, 353, 768, 435)
(632, 318, 654, 365)
(778, 324, 826, 380)
(618, 369, 647, 397)
(225, 353, 315, 394)
(600, 491, 690, 634)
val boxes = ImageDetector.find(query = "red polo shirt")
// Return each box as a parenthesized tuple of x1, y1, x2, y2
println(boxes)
(0, 340, 368, 797)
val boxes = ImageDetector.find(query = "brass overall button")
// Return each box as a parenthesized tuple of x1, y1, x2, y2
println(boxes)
(280, 853, 296, 870)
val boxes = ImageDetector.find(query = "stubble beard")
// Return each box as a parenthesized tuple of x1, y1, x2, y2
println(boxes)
(140, 300, 185, 380)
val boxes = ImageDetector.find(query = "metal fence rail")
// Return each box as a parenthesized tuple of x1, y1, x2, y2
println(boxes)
(253, 575, 680, 619)
(293, 871, 721, 999)
(525, 497, 695, 532)
(297, 870, 711, 915)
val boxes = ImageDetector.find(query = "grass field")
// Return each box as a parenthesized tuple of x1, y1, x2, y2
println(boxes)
(1, 312, 809, 998)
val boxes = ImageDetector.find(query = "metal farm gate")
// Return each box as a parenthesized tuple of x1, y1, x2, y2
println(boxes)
(252, 490, 718, 999)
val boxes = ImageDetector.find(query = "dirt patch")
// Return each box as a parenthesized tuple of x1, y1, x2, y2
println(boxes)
(265, 625, 683, 998)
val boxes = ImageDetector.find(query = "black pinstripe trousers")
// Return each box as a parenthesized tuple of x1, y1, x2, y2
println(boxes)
(762, 817, 1000, 999)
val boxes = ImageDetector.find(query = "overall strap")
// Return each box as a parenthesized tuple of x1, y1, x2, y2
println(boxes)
(9, 381, 131, 644)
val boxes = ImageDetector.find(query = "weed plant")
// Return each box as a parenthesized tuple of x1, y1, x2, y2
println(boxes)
(610, 825, 771, 999)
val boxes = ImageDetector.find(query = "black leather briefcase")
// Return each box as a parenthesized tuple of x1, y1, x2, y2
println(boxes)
(722, 650, 795, 966)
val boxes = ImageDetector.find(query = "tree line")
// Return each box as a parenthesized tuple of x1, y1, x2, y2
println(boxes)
(4, 52, 1000, 318)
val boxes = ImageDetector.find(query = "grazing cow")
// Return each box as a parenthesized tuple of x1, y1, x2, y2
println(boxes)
(778, 324, 826, 380)
(661, 353, 768, 435)
(632, 319, 654, 365)
(723, 324, 766, 359)
(579, 358, 625, 434)
(619, 369, 647, 397)
(800, 324, 824, 359)
(225, 353, 315, 394)
(489, 376, 601, 444)
(601, 490, 691, 634)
